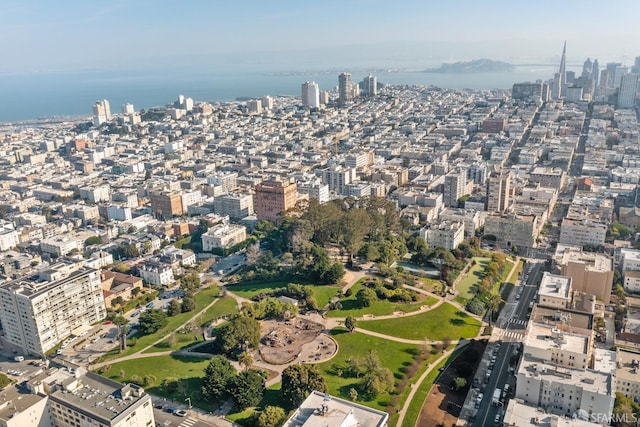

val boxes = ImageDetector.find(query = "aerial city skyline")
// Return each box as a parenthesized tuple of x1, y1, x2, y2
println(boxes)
(2, 3, 640, 427)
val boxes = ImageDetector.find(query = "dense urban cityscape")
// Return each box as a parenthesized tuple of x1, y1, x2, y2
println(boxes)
(1, 41, 640, 427)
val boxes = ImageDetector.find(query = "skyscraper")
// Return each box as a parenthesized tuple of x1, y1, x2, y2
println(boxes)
(121, 103, 134, 114)
(592, 59, 600, 90)
(338, 72, 352, 105)
(92, 99, 111, 126)
(361, 75, 377, 96)
(617, 73, 639, 109)
(301, 81, 320, 108)
(559, 41, 567, 97)
(582, 58, 593, 78)
(487, 170, 512, 213)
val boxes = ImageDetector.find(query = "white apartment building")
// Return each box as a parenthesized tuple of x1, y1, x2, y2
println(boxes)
(515, 355, 615, 419)
(138, 261, 174, 286)
(41, 235, 82, 257)
(538, 272, 572, 310)
(214, 193, 254, 221)
(420, 221, 464, 250)
(207, 172, 238, 195)
(79, 184, 111, 203)
(619, 248, 640, 272)
(180, 189, 203, 210)
(523, 323, 592, 370)
(301, 81, 320, 108)
(559, 218, 607, 247)
(106, 204, 133, 221)
(624, 270, 640, 294)
(201, 224, 247, 251)
(0, 224, 19, 251)
(297, 183, 330, 204)
(0, 264, 106, 356)
(321, 166, 356, 195)
(439, 208, 482, 237)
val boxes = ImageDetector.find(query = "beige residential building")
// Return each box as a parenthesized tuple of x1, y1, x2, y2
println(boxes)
(484, 213, 539, 252)
(615, 348, 640, 402)
(559, 248, 614, 304)
(559, 218, 607, 248)
(0, 263, 106, 356)
(201, 224, 247, 251)
(486, 169, 512, 213)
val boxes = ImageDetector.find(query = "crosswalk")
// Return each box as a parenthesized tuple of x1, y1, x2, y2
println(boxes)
(179, 418, 196, 427)
(508, 319, 528, 327)
(503, 330, 525, 340)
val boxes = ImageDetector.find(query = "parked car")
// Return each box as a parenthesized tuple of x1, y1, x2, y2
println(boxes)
(174, 409, 188, 417)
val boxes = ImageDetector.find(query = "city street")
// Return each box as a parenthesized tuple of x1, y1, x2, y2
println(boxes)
(468, 259, 543, 426)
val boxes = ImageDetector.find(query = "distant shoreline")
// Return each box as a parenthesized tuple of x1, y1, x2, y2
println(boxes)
(423, 59, 515, 74)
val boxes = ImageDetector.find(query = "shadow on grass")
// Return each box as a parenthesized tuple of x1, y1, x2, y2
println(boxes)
(330, 328, 349, 337)
(455, 311, 469, 318)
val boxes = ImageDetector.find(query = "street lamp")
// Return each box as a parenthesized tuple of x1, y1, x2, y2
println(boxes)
(185, 397, 192, 409)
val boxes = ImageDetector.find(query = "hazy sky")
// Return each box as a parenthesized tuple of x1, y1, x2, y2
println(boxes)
(2, 0, 640, 73)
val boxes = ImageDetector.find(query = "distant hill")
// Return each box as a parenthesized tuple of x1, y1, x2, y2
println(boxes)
(424, 59, 514, 73)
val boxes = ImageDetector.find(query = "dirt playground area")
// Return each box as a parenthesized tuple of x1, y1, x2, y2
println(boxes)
(258, 317, 336, 365)
(417, 340, 487, 427)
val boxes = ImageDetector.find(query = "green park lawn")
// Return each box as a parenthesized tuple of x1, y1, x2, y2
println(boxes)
(226, 383, 289, 426)
(98, 286, 222, 361)
(316, 329, 422, 410)
(144, 296, 238, 353)
(326, 282, 438, 318)
(227, 281, 340, 310)
(507, 258, 524, 284)
(358, 302, 482, 341)
(455, 257, 490, 300)
(103, 355, 219, 412)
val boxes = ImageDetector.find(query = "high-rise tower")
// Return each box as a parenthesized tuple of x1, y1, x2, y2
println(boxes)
(338, 72, 352, 105)
(559, 41, 567, 97)
(301, 81, 320, 108)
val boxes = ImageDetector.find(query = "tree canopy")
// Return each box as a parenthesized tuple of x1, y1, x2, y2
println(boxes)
(138, 309, 167, 335)
(281, 364, 328, 408)
(217, 315, 261, 354)
(201, 356, 236, 401)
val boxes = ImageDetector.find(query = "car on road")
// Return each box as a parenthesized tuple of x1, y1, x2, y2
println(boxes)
(174, 409, 188, 417)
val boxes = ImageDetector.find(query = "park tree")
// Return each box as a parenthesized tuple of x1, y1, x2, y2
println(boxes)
(85, 236, 102, 246)
(238, 351, 254, 371)
(355, 287, 377, 308)
(349, 388, 358, 401)
(201, 355, 236, 401)
(345, 316, 357, 333)
(245, 242, 261, 265)
(138, 309, 168, 335)
(454, 377, 467, 390)
(256, 406, 286, 427)
(281, 364, 328, 408)
(181, 272, 201, 292)
(228, 370, 265, 410)
(167, 299, 182, 316)
(181, 294, 196, 312)
(217, 315, 261, 354)
(485, 292, 503, 326)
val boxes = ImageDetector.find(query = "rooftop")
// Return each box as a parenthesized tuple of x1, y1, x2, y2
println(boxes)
(503, 399, 605, 427)
(282, 391, 388, 427)
(539, 272, 572, 300)
(525, 323, 589, 355)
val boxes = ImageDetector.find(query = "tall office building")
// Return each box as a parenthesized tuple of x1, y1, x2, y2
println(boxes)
(361, 75, 377, 96)
(121, 103, 135, 114)
(617, 73, 639, 109)
(301, 81, 320, 108)
(559, 41, 567, 97)
(606, 62, 622, 87)
(92, 99, 111, 126)
(486, 170, 512, 213)
(254, 178, 298, 221)
(0, 263, 106, 356)
(582, 58, 593, 78)
(338, 72, 352, 105)
(592, 59, 600, 89)
(443, 171, 467, 208)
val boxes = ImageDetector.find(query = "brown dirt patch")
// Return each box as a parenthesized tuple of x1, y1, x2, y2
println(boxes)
(417, 339, 487, 427)
(258, 317, 332, 365)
